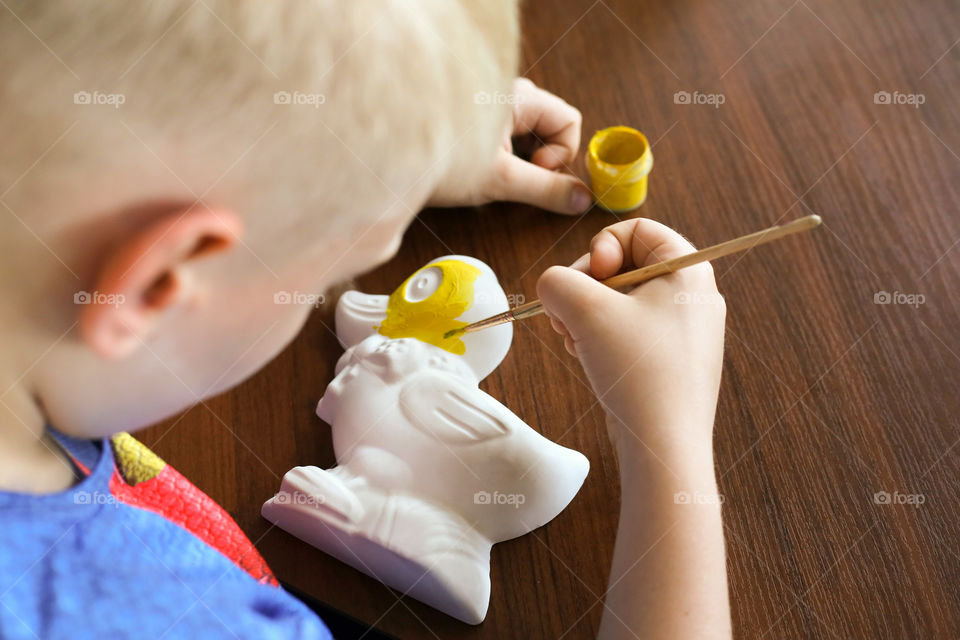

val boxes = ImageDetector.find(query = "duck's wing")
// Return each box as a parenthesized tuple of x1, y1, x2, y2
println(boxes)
(399, 370, 514, 445)
(335, 290, 389, 349)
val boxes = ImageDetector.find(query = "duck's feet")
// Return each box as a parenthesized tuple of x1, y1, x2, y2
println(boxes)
(261, 466, 366, 533)
(263, 470, 493, 624)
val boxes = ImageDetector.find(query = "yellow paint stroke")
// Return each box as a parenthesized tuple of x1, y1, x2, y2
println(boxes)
(378, 259, 481, 355)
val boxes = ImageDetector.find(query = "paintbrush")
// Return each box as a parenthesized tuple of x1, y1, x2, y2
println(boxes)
(443, 214, 821, 339)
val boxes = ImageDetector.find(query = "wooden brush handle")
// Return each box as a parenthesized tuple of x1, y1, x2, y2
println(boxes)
(458, 215, 821, 335)
(507, 215, 820, 320)
(601, 214, 821, 290)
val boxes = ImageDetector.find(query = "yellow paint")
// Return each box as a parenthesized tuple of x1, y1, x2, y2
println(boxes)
(377, 259, 481, 355)
(586, 126, 653, 212)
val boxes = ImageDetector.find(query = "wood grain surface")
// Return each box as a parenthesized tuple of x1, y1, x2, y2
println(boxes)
(139, 0, 960, 637)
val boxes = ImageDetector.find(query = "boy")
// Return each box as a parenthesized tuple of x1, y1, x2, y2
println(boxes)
(0, 1, 730, 638)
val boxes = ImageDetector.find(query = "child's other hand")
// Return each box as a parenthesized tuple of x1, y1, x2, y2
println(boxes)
(536, 218, 726, 454)
(430, 78, 591, 214)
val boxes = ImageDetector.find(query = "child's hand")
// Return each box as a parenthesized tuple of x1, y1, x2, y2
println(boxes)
(545, 219, 733, 639)
(536, 218, 726, 454)
(430, 78, 591, 214)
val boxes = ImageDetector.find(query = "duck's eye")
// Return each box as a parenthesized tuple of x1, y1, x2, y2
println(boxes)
(404, 266, 443, 302)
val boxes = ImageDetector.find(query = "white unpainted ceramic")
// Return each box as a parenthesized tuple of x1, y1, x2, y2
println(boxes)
(262, 255, 590, 624)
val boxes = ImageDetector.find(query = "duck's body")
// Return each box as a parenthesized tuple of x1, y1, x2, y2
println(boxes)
(262, 256, 589, 624)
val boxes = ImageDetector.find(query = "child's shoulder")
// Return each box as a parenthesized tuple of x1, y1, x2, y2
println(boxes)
(0, 430, 331, 639)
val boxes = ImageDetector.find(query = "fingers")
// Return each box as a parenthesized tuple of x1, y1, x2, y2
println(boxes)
(569, 252, 590, 273)
(511, 78, 582, 170)
(476, 78, 591, 214)
(548, 315, 578, 357)
(489, 152, 592, 214)
(587, 218, 699, 279)
(536, 265, 621, 338)
(549, 315, 568, 336)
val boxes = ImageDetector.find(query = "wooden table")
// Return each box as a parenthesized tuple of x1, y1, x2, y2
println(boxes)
(140, 0, 960, 637)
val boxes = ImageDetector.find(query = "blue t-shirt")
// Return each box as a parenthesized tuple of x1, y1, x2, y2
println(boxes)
(0, 433, 332, 639)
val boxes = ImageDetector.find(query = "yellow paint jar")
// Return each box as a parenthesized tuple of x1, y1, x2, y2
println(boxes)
(586, 126, 653, 212)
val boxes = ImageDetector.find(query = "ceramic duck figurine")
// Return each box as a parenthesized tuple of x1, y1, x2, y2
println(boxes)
(262, 255, 589, 624)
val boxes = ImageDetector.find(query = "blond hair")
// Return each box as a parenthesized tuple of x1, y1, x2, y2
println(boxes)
(0, 0, 518, 245)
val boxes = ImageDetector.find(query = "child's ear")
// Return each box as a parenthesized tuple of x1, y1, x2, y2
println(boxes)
(78, 206, 243, 359)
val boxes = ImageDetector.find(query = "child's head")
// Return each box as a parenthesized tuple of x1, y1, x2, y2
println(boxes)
(0, 0, 518, 438)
